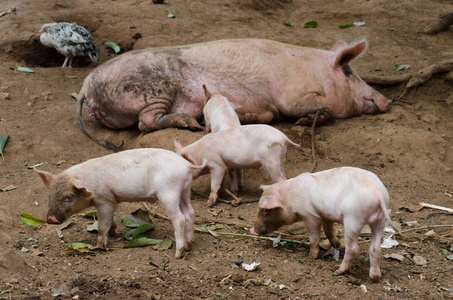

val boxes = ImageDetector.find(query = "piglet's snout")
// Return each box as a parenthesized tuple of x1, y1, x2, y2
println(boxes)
(46, 215, 61, 224)
(249, 228, 259, 236)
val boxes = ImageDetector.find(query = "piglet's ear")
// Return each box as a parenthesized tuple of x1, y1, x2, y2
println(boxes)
(333, 41, 367, 68)
(331, 40, 346, 52)
(34, 168, 55, 189)
(259, 186, 284, 210)
(73, 178, 92, 198)
(174, 137, 183, 153)
(203, 84, 212, 104)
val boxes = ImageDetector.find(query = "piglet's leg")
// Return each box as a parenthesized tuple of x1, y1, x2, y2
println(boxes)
(160, 192, 187, 259)
(227, 168, 239, 195)
(138, 103, 203, 132)
(262, 149, 287, 183)
(322, 221, 341, 248)
(96, 203, 117, 248)
(237, 169, 243, 191)
(179, 187, 195, 251)
(368, 218, 386, 282)
(207, 167, 227, 207)
(333, 217, 362, 276)
(304, 216, 322, 259)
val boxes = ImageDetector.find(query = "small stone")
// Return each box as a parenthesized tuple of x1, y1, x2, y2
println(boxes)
(268, 287, 277, 294)
(1, 86, 8, 92)
(446, 254, 453, 261)
(413, 255, 427, 265)
(20, 247, 29, 253)
(234, 259, 243, 266)
(9, 278, 19, 284)
(232, 273, 244, 283)
(1, 92, 10, 100)
(384, 253, 404, 262)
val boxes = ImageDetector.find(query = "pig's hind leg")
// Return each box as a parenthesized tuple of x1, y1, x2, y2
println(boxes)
(322, 220, 341, 248)
(368, 216, 386, 282)
(333, 216, 363, 276)
(261, 145, 287, 183)
(138, 104, 203, 132)
(160, 191, 189, 259)
(179, 186, 195, 251)
(207, 166, 227, 207)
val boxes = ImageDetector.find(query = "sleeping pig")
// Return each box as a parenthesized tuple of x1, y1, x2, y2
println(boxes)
(35, 148, 204, 258)
(174, 124, 300, 207)
(77, 38, 390, 150)
(250, 167, 400, 282)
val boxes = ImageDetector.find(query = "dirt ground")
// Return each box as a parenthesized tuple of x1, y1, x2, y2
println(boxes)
(1, 0, 453, 299)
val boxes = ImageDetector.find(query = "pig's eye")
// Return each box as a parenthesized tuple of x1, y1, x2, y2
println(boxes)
(64, 196, 72, 202)
(263, 209, 270, 214)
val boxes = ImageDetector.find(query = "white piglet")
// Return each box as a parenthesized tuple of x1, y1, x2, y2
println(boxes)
(251, 167, 400, 282)
(202, 84, 243, 194)
(35, 149, 204, 258)
(174, 124, 300, 207)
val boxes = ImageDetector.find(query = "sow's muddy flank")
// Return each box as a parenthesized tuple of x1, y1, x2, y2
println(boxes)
(1, 0, 453, 299)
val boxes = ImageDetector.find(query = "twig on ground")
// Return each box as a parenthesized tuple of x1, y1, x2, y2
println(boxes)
(399, 60, 453, 99)
(399, 224, 453, 234)
(424, 13, 453, 34)
(142, 202, 170, 221)
(224, 188, 242, 206)
(310, 110, 320, 173)
(361, 74, 412, 86)
(419, 202, 453, 213)
(0, 7, 16, 18)
(442, 267, 453, 273)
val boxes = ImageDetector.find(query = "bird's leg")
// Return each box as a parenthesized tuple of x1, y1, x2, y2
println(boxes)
(61, 57, 69, 68)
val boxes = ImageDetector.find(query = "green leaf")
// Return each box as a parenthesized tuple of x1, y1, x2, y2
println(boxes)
(71, 93, 79, 101)
(0, 135, 8, 162)
(353, 22, 366, 26)
(84, 210, 98, 219)
(168, 13, 175, 18)
(283, 20, 294, 27)
(442, 249, 449, 256)
(19, 213, 45, 226)
(123, 236, 163, 248)
(105, 42, 120, 54)
(202, 223, 224, 231)
(86, 221, 98, 232)
(65, 75, 78, 79)
(387, 28, 395, 31)
(338, 23, 354, 28)
(124, 223, 155, 241)
(17, 66, 34, 73)
(63, 242, 103, 254)
(122, 208, 153, 228)
(395, 64, 410, 71)
(154, 236, 173, 250)
(303, 20, 318, 28)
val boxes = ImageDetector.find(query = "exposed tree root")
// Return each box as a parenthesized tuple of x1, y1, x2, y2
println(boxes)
(424, 12, 453, 34)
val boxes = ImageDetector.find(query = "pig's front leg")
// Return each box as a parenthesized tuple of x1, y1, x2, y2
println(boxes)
(179, 187, 195, 251)
(227, 168, 239, 195)
(207, 166, 227, 207)
(291, 94, 333, 126)
(138, 103, 203, 132)
(304, 216, 322, 259)
(96, 203, 117, 248)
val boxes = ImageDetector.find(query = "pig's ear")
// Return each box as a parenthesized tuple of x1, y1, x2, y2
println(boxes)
(34, 168, 55, 189)
(174, 137, 183, 152)
(259, 184, 270, 191)
(259, 187, 284, 209)
(72, 178, 93, 198)
(333, 40, 367, 68)
(331, 40, 346, 52)
(203, 84, 212, 103)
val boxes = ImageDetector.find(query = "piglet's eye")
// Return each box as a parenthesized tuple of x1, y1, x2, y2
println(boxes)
(64, 196, 72, 202)
(263, 209, 270, 214)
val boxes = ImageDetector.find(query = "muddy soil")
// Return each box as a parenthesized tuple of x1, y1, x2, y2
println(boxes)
(0, 0, 453, 299)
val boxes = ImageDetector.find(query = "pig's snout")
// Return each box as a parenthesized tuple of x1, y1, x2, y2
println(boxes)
(46, 215, 61, 224)
(363, 92, 391, 114)
(250, 228, 259, 236)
